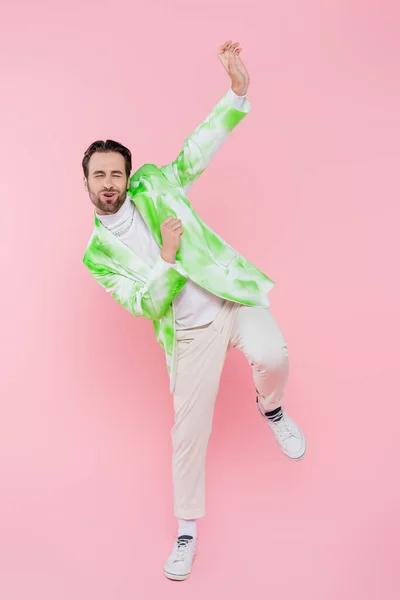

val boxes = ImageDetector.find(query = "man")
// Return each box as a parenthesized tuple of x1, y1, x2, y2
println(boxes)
(82, 41, 306, 581)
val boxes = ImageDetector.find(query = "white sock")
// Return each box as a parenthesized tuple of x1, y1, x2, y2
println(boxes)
(178, 518, 197, 540)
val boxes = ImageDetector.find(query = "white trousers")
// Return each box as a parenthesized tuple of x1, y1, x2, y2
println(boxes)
(171, 301, 289, 519)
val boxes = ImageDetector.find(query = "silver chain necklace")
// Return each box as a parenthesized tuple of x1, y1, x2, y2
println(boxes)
(114, 206, 135, 237)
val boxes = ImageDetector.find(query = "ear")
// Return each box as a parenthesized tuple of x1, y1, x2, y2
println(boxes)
(83, 177, 88, 190)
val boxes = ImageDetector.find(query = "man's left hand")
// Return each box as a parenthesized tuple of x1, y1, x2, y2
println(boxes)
(217, 40, 250, 96)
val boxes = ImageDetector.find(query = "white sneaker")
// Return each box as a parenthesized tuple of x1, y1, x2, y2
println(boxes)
(257, 400, 306, 460)
(164, 535, 197, 581)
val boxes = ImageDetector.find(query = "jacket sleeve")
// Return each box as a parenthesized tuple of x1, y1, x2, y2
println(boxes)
(160, 88, 251, 194)
(83, 254, 188, 320)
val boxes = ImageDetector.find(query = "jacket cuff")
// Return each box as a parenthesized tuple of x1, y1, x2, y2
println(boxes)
(224, 88, 251, 114)
(159, 255, 188, 277)
(227, 87, 247, 110)
(151, 254, 187, 284)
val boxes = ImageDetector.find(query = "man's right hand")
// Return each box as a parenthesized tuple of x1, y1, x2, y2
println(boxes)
(160, 216, 184, 264)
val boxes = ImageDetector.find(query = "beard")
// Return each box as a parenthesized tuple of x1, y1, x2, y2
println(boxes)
(89, 187, 128, 215)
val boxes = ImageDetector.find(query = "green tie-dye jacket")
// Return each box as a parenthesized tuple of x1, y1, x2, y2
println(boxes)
(83, 90, 275, 391)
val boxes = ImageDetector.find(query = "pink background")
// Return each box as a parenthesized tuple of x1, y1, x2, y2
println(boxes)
(1, 0, 399, 598)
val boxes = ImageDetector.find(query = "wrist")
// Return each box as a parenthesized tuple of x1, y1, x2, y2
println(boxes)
(231, 84, 248, 97)
(161, 249, 176, 264)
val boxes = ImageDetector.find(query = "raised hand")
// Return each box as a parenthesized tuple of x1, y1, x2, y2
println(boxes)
(217, 40, 250, 96)
(160, 216, 184, 264)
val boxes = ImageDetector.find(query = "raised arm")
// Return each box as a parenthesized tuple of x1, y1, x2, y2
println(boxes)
(160, 40, 251, 194)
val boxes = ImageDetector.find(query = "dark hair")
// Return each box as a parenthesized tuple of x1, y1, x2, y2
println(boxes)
(82, 139, 132, 179)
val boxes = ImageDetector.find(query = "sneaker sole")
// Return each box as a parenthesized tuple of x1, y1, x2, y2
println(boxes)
(164, 569, 191, 581)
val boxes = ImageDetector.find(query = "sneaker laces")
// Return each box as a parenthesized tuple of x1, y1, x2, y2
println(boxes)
(269, 413, 296, 441)
(172, 536, 193, 562)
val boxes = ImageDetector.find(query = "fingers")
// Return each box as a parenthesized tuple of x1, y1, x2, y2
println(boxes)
(162, 216, 174, 225)
(162, 217, 183, 231)
(219, 40, 242, 54)
(219, 40, 232, 52)
(162, 216, 179, 226)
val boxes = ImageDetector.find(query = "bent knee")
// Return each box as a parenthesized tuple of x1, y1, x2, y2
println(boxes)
(250, 342, 289, 372)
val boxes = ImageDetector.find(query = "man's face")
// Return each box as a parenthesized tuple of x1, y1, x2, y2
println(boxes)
(84, 151, 129, 215)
